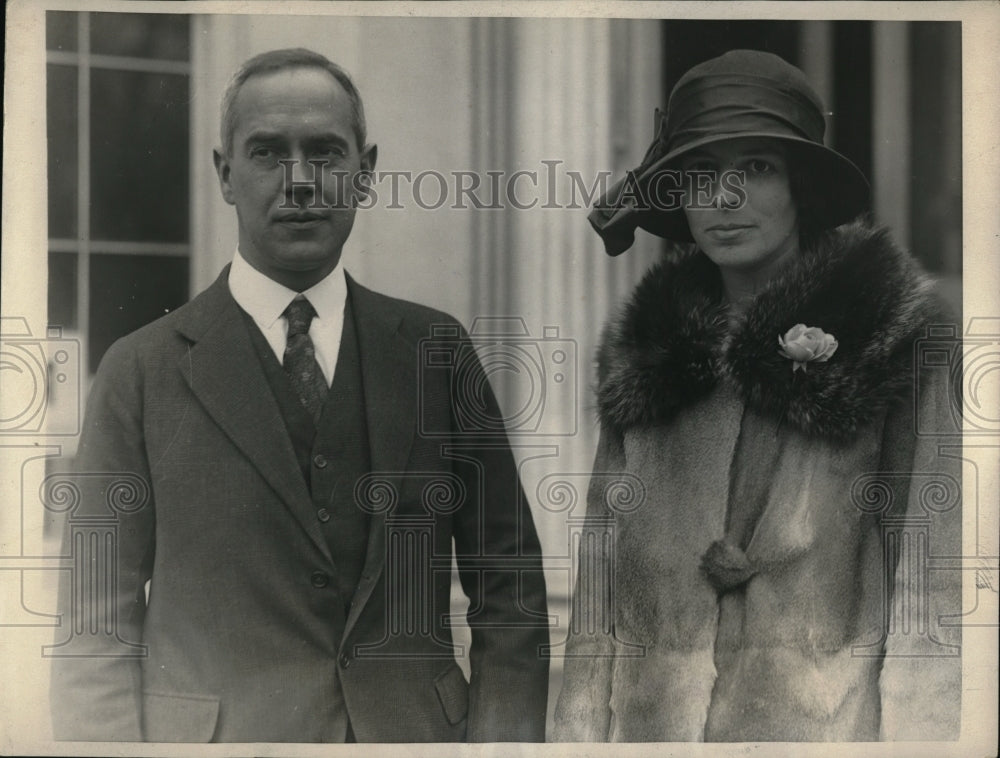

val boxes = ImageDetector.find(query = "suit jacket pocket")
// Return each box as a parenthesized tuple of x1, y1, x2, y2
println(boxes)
(142, 690, 220, 742)
(434, 665, 469, 726)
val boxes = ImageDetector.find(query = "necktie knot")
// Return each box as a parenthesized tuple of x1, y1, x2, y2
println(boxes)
(284, 296, 317, 338)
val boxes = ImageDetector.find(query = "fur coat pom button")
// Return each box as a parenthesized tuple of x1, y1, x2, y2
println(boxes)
(700, 539, 757, 593)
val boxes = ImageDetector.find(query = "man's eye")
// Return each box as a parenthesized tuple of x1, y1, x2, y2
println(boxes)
(748, 159, 774, 174)
(313, 146, 345, 159)
(250, 147, 278, 162)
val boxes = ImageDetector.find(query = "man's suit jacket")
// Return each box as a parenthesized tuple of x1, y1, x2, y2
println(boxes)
(50, 268, 549, 742)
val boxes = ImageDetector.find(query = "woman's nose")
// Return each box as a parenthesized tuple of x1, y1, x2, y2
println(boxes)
(710, 166, 743, 210)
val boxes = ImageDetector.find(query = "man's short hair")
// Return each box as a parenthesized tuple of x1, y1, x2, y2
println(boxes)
(219, 48, 367, 156)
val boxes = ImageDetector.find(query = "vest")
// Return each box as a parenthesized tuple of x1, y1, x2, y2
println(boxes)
(240, 296, 371, 742)
(242, 296, 372, 606)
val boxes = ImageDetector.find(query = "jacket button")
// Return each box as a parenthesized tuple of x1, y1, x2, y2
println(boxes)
(339, 653, 351, 668)
(317, 507, 331, 523)
(313, 454, 328, 469)
(310, 571, 329, 588)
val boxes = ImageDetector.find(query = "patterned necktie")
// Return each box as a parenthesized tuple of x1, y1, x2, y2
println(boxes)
(282, 296, 328, 423)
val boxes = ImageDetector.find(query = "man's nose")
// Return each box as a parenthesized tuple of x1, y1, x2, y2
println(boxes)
(283, 154, 323, 203)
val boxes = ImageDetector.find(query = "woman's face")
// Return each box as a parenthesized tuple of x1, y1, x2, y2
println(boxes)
(680, 137, 800, 279)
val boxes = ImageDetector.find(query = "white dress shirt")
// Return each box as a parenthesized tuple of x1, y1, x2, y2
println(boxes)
(228, 251, 347, 387)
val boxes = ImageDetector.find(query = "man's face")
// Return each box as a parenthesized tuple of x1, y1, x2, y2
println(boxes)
(214, 67, 376, 291)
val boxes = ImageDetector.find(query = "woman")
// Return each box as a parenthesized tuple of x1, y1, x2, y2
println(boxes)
(553, 50, 961, 742)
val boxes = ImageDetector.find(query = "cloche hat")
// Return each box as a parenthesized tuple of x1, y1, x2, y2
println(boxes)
(590, 49, 871, 255)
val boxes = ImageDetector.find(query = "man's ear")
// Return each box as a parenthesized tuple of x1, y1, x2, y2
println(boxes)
(360, 142, 378, 188)
(354, 143, 378, 200)
(213, 148, 236, 206)
(361, 143, 377, 174)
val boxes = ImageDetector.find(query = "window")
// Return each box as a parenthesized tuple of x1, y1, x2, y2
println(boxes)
(46, 11, 192, 376)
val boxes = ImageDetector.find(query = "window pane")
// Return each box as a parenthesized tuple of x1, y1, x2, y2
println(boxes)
(46, 11, 78, 52)
(90, 12, 190, 61)
(48, 252, 78, 331)
(48, 64, 78, 238)
(90, 69, 189, 243)
(88, 253, 189, 373)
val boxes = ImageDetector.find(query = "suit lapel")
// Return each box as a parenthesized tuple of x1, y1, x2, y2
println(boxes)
(343, 274, 419, 638)
(175, 269, 334, 565)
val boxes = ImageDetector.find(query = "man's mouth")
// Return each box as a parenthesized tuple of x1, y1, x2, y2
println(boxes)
(275, 211, 328, 226)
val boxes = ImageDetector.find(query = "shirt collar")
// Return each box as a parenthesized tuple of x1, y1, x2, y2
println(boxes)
(228, 250, 348, 329)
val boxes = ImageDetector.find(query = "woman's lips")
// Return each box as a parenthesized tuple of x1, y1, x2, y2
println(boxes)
(706, 222, 753, 231)
(704, 223, 754, 241)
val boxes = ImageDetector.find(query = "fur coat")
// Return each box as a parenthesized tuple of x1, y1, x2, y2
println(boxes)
(552, 223, 962, 742)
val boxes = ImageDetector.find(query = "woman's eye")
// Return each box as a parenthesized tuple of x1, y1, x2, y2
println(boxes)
(748, 159, 774, 174)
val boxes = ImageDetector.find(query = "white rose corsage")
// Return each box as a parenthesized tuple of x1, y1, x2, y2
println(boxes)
(778, 323, 838, 372)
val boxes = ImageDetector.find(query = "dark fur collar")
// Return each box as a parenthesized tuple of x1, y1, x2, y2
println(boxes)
(597, 222, 945, 441)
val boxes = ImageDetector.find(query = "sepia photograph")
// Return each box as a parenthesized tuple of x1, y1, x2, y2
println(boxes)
(1, 1, 997, 756)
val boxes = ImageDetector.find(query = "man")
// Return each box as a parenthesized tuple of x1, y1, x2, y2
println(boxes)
(50, 48, 549, 743)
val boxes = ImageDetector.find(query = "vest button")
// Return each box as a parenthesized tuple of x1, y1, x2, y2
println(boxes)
(313, 454, 328, 469)
(310, 571, 329, 588)
(317, 507, 331, 523)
